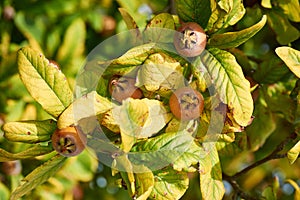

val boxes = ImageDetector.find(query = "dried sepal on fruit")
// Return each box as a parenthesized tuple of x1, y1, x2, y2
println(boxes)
(169, 87, 204, 121)
(51, 126, 86, 157)
(173, 22, 207, 57)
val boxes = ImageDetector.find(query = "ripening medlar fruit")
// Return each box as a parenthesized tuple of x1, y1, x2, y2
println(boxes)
(109, 76, 143, 103)
(51, 126, 86, 157)
(173, 22, 207, 57)
(169, 87, 204, 121)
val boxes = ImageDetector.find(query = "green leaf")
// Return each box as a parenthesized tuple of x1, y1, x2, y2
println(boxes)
(17, 47, 73, 118)
(2, 120, 56, 143)
(246, 100, 276, 151)
(57, 91, 113, 129)
(200, 49, 253, 126)
(0, 145, 53, 162)
(175, 0, 211, 28)
(267, 10, 300, 45)
(199, 143, 225, 200)
(130, 123, 197, 171)
(287, 140, 300, 164)
(253, 53, 291, 84)
(10, 155, 67, 200)
(149, 167, 189, 200)
(143, 13, 175, 43)
(262, 186, 277, 200)
(113, 98, 169, 152)
(173, 141, 208, 172)
(56, 18, 86, 68)
(208, 15, 267, 49)
(276, 47, 300, 78)
(0, 182, 10, 200)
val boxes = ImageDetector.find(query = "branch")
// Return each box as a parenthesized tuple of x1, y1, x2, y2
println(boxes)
(223, 132, 298, 199)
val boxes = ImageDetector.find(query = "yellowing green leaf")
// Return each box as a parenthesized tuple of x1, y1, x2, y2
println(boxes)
(285, 179, 300, 200)
(199, 143, 225, 200)
(3, 120, 56, 143)
(276, 47, 300, 78)
(135, 166, 154, 200)
(0, 145, 53, 162)
(200, 49, 253, 126)
(10, 155, 67, 200)
(118, 8, 139, 30)
(277, 0, 300, 22)
(17, 47, 73, 118)
(113, 98, 169, 152)
(287, 140, 300, 164)
(144, 13, 175, 43)
(207, 0, 246, 32)
(57, 91, 113, 129)
(209, 15, 267, 49)
(136, 52, 184, 94)
(150, 167, 189, 200)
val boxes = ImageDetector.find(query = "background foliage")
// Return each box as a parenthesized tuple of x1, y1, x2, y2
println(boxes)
(0, 0, 299, 199)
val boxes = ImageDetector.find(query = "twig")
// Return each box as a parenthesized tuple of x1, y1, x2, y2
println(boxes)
(223, 132, 298, 199)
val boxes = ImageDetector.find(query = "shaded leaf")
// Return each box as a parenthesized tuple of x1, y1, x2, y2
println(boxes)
(175, 0, 211, 28)
(3, 119, 56, 143)
(199, 143, 225, 200)
(56, 18, 86, 68)
(267, 10, 300, 45)
(246, 101, 276, 151)
(285, 179, 300, 200)
(0, 145, 53, 162)
(10, 155, 67, 200)
(200, 48, 253, 126)
(17, 47, 73, 118)
(209, 15, 267, 49)
(276, 47, 300, 78)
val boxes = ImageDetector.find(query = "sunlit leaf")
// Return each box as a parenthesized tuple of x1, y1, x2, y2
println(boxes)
(0, 145, 53, 162)
(57, 91, 113, 129)
(287, 140, 300, 164)
(175, 0, 211, 28)
(2, 119, 56, 143)
(144, 13, 175, 43)
(10, 155, 67, 200)
(209, 15, 267, 49)
(199, 143, 225, 200)
(150, 166, 189, 200)
(207, 0, 246, 32)
(17, 47, 73, 118)
(200, 48, 253, 126)
(113, 98, 169, 152)
(277, 0, 300, 22)
(135, 166, 154, 200)
(276, 47, 300, 78)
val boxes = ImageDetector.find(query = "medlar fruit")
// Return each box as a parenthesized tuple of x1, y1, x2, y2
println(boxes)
(169, 87, 204, 121)
(109, 76, 143, 103)
(173, 22, 207, 57)
(51, 126, 86, 157)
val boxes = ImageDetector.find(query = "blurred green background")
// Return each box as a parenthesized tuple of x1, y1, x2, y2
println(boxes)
(0, 0, 299, 199)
